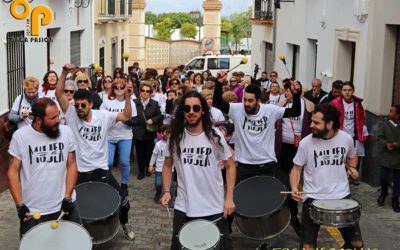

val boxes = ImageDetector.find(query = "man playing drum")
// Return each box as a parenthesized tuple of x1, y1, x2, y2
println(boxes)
(160, 91, 236, 250)
(55, 64, 135, 240)
(8, 98, 80, 237)
(290, 103, 364, 249)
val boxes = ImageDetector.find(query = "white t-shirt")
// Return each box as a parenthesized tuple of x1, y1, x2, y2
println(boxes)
(282, 100, 304, 144)
(229, 103, 285, 164)
(8, 125, 76, 215)
(11, 95, 33, 128)
(269, 94, 286, 105)
(153, 140, 168, 172)
(343, 100, 355, 137)
(152, 93, 166, 114)
(100, 97, 135, 140)
(210, 107, 226, 123)
(165, 128, 232, 217)
(293, 130, 356, 200)
(65, 105, 117, 172)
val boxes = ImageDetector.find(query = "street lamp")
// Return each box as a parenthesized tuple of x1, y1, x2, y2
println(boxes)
(190, 10, 202, 42)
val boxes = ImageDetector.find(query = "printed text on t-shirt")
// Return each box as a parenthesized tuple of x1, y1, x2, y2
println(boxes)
(313, 147, 346, 168)
(182, 147, 212, 167)
(242, 116, 268, 132)
(29, 143, 65, 164)
(79, 126, 102, 141)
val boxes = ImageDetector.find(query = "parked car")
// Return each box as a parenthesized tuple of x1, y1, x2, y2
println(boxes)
(185, 55, 252, 78)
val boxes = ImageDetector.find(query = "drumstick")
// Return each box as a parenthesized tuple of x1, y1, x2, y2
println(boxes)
(50, 211, 65, 230)
(210, 217, 223, 224)
(280, 191, 329, 195)
(166, 207, 171, 218)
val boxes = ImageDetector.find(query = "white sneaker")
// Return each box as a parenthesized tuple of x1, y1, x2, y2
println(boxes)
(121, 224, 135, 241)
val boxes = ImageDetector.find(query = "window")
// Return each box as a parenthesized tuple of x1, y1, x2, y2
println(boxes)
(99, 47, 105, 71)
(70, 31, 81, 67)
(108, 0, 115, 15)
(121, 39, 124, 68)
(6, 31, 26, 109)
(120, 0, 125, 16)
(207, 58, 230, 70)
(128, 0, 132, 15)
(187, 59, 205, 70)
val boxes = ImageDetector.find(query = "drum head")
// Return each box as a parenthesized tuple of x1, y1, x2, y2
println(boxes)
(234, 176, 287, 217)
(75, 182, 120, 220)
(313, 199, 359, 210)
(19, 221, 92, 250)
(179, 219, 220, 250)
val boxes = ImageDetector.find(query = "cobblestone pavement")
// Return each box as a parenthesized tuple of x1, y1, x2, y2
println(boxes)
(0, 164, 399, 250)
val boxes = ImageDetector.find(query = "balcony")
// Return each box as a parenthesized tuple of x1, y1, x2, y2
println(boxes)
(252, 0, 273, 24)
(98, 0, 130, 23)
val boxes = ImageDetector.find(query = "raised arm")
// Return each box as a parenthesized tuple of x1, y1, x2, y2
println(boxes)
(56, 64, 77, 113)
(283, 80, 302, 118)
(213, 71, 230, 114)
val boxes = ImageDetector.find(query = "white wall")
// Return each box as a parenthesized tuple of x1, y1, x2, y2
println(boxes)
(0, 0, 93, 115)
(250, 24, 273, 73)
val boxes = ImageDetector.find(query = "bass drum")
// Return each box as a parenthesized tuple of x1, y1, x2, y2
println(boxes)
(234, 176, 290, 240)
(75, 182, 120, 244)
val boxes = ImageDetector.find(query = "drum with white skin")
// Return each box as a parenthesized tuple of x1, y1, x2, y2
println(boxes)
(309, 199, 361, 228)
(178, 219, 221, 250)
(19, 221, 92, 250)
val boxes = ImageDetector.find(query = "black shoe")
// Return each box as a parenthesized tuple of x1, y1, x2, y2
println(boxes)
(146, 171, 151, 176)
(391, 197, 400, 213)
(121, 184, 128, 196)
(153, 193, 160, 203)
(137, 173, 144, 180)
(377, 192, 387, 206)
(291, 217, 302, 238)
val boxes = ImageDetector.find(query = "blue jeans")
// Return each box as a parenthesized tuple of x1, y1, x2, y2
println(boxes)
(381, 166, 400, 197)
(155, 171, 162, 191)
(108, 139, 133, 184)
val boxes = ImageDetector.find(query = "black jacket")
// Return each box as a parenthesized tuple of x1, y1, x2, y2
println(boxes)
(89, 88, 102, 110)
(132, 99, 163, 140)
(303, 89, 328, 105)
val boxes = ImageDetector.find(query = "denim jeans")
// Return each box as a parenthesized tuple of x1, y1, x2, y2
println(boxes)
(108, 139, 133, 184)
(155, 171, 162, 191)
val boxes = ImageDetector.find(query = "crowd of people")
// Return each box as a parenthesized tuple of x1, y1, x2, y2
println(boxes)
(6, 61, 400, 249)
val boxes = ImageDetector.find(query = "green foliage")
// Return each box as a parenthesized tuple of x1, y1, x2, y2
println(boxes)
(222, 8, 252, 51)
(154, 18, 175, 41)
(180, 22, 197, 39)
(145, 12, 197, 29)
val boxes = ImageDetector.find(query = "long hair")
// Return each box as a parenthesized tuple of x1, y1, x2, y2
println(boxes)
(169, 91, 223, 157)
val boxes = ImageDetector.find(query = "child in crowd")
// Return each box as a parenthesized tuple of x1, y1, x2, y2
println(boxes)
(148, 125, 170, 203)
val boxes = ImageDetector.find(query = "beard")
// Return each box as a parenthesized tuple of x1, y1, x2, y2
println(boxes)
(185, 115, 202, 128)
(41, 122, 60, 139)
(77, 110, 89, 119)
(245, 104, 259, 115)
(312, 126, 329, 138)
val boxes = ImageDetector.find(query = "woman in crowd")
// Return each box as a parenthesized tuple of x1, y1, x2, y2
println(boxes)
(193, 73, 203, 92)
(97, 75, 113, 100)
(202, 70, 212, 83)
(100, 79, 136, 191)
(150, 79, 167, 115)
(9, 77, 39, 129)
(113, 67, 124, 79)
(74, 71, 102, 109)
(169, 78, 181, 92)
(40, 70, 58, 100)
(132, 82, 163, 179)
(63, 79, 77, 104)
(201, 90, 226, 123)
(330, 81, 366, 185)
(267, 81, 286, 105)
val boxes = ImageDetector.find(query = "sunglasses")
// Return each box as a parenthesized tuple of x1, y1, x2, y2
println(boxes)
(114, 85, 125, 90)
(74, 103, 88, 109)
(230, 80, 237, 83)
(140, 89, 151, 93)
(184, 104, 201, 113)
(171, 82, 180, 85)
(64, 90, 74, 94)
(77, 80, 89, 84)
(270, 75, 277, 77)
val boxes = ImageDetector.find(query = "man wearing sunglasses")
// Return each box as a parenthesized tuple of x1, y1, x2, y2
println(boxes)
(55, 64, 135, 240)
(160, 91, 236, 250)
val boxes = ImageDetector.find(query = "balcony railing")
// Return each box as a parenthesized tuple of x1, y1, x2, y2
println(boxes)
(98, 0, 130, 22)
(254, 0, 273, 20)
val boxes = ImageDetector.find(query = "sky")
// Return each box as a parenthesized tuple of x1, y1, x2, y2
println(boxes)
(145, 0, 252, 17)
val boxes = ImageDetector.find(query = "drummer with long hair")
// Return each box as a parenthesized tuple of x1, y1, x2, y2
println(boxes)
(160, 91, 236, 250)
(290, 103, 364, 249)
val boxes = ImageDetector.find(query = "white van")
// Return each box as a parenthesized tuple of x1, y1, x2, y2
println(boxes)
(185, 55, 251, 78)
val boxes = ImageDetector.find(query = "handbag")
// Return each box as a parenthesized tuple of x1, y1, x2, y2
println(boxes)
(142, 108, 157, 133)
(3, 94, 23, 141)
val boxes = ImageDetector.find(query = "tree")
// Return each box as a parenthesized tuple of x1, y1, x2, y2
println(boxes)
(180, 22, 197, 39)
(228, 8, 252, 52)
(145, 12, 196, 29)
(154, 18, 175, 41)
(145, 12, 158, 25)
(221, 17, 232, 47)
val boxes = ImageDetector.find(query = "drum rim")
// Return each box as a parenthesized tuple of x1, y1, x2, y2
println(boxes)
(234, 176, 287, 217)
(312, 198, 360, 211)
(75, 181, 120, 221)
(19, 220, 92, 250)
(178, 219, 221, 249)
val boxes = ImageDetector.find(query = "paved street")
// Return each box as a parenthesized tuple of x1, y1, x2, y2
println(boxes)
(0, 163, 399, 250)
